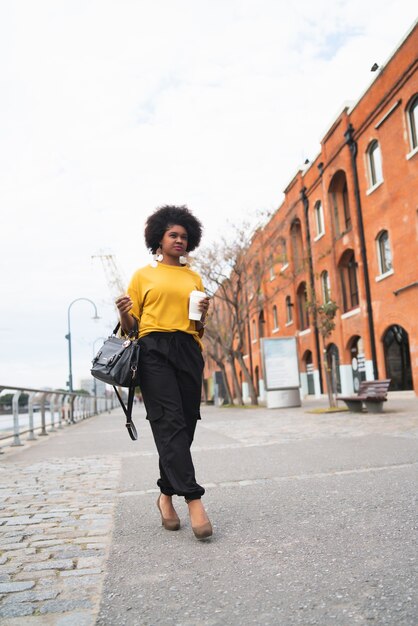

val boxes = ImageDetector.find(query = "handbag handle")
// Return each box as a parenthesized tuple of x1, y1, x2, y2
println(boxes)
(113, 319, 139, 339)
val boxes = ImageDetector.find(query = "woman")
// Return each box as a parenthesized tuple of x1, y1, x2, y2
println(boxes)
(115, 205, 212, 540)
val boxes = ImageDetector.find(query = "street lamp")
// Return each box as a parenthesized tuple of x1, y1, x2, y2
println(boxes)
(92, 337, 107, 415)
(66, 298, 100, 392)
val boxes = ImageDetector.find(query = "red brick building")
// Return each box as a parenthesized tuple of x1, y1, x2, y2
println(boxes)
(204, 22, 418, 401)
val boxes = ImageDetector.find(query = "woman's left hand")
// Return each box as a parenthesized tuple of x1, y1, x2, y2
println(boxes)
(198, 296, 210, 320)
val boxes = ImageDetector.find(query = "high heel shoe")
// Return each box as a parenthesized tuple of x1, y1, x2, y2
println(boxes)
(157, 495, 180, 531)
(191, 520, 213, 540)
(186, 499, 213, 540)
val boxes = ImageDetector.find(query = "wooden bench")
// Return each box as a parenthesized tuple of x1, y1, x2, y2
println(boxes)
(338, 379, 391, 413)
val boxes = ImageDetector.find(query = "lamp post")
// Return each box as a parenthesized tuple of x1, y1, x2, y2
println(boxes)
(92, 336, 107, 413)
(66, 298, 100, 392)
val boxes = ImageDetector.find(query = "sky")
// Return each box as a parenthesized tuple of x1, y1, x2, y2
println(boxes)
(1, 0, 417, 391)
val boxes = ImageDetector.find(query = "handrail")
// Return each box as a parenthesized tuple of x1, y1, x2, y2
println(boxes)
(0, 384, 118, 453)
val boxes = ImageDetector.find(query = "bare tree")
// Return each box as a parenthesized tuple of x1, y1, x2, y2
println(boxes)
(195, 224, 270, 405)
(307, 298, 339, 407)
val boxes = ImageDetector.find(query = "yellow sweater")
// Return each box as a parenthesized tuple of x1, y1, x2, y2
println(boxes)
(127, 263, 205, 345)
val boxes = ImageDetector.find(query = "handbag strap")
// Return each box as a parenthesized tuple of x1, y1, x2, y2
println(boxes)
(113, 384, 138, 441)
(113, 320, 139, 338)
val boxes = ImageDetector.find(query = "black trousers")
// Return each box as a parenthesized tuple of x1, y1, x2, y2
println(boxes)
(138, 331, 205, 500)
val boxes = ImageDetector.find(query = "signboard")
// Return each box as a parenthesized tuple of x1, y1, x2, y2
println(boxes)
(260, 337, 300, 391)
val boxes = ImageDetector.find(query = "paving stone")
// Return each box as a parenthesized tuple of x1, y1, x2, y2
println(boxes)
(39, 598, 93, 614)
(78, 515, 110, 520)
(0, 574, 11, 582)
(0, 581, 35, 592)
(0, 541, 29, 552)
(30, 539, 65, 548)
(31, 514, 70, 521)
(59, 575, 101, 588)
(76, 557, 102, 569)
(60, 568, 102, 577)
(5, 518, 38, 526)
(14, 570, 58, 581)
(3, 588, 60, 603)
(23, 559, 74, 572)
(0, 602, 34, 618)
(73, 537, 107, 545)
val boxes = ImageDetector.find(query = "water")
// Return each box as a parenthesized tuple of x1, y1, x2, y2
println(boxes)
(0, 410, 55, 434)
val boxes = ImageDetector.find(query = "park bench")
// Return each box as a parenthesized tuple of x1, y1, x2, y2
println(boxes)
(337, 379, 391, 413)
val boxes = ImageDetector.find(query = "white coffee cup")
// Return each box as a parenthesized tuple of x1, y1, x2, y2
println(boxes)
(189, 290, 207, 320)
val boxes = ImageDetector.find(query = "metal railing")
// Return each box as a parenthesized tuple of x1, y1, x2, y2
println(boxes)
(0, 384, 118, 453)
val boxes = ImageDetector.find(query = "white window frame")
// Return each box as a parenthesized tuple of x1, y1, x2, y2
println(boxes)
(285, 296, 293, 324)
(376, 230, 393, 276)
(272, 304, 279, 331)
(321, 270, 331, 303)
(269, 254, 275, 281)
(407, 95, 418, 152)
(314, 201, 325, 239)
(367, 140, 383, 189)
(251, 319, 257, 343)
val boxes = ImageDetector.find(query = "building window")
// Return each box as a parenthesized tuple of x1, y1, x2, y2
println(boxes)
(321, 270, 331, 303)
(367, 140, 383, 187)
(329, 171, 351, 236)
(290, 219, 304, 272)
(407, 95, 418, 150)
(314, 201, 325, 237)
(285, 296, 293, 324)
(269, 253, 275, 280)
(258, 310, 265, 339)
(273, 305, 279, 330)
(297, 282, 310, 331)
(339, 250, 359, 312)
(376, 230, 393, 275)
(279, 238, 288, 268)
(252, 319, 257, 341)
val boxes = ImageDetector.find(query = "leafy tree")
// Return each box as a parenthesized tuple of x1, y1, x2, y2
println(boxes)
(307, 298, 339, 407)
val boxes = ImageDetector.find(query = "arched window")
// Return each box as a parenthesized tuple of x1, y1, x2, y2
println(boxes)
(258, 310, 265, 339)
(269, 253, 275, 280)
(297, 282, 310, 330)
(290, 219, 304, 272)
(285, 296, 293, 324)
(339, 250, 359, 312)
(329, 171, 351, 237)
(376, 230, 393, 275)
(321, 270, 331, 303)
(407, 95, 418, 150)
(279, 238, 288, 268)
(314, 201, 325, 237)
(367, 140, 383, 187)
(272, 305, 279, 330)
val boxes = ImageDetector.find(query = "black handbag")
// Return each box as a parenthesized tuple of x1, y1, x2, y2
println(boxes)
(91, 322, 140, 440)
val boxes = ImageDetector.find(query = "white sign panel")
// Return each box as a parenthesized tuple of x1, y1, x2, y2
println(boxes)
(261, 337, 300, 390)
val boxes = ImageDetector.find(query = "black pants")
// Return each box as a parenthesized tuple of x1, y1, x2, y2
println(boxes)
(138, 332, 205, 500)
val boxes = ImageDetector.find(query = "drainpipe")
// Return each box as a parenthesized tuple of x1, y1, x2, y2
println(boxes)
(301, 186, 324, 393)
(344, 123, 379, 380)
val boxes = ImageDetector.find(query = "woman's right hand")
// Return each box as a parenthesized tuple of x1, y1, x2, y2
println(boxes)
(115, 295, 133, 314)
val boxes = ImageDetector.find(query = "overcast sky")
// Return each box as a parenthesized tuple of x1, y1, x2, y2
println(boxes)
(1, 1, 417, 391)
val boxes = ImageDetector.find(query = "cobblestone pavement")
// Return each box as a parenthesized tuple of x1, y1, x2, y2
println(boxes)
(0, 393, 417, 625)
(0, 456, 120, 625)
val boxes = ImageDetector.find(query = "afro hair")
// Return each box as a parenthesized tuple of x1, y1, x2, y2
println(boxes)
(144, 205, 203, 253)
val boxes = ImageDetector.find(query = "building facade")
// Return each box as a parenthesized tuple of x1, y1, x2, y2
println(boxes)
(204, 22, 418, 400)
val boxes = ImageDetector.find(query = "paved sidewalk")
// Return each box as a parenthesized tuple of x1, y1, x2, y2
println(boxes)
(0, 393, 417, 625)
